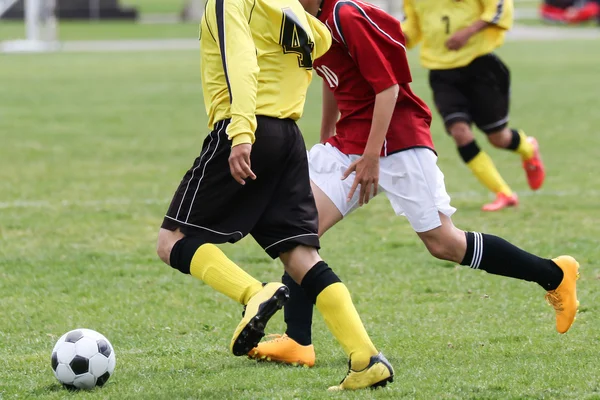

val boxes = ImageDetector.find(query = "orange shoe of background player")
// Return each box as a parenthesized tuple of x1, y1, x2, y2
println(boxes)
(546, 256, 580, 334)
(482, 192, 519, 212)
(248, 334, 315, 367)
(522, 136, 545, 190)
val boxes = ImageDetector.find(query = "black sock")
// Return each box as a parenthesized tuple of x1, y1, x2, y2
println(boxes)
(460, 232, 564, 290)
(282, 272, 314, 346)
(458, 140, 481, 163)
(169, 236, 206, 274)
(300, 261, 342, 302)
(506, 129, 521, 151)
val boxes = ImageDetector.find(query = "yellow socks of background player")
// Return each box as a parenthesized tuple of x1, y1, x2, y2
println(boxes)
(301, 262, 378, 371)
(507, 129, 534, 160)
(459, 140, 512, 196)
(169, 237, 263, 305)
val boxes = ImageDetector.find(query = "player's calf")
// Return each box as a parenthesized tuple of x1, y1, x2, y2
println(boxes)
(417, 214, 467, 263)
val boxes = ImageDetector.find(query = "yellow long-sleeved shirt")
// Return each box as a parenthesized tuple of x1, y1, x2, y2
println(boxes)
(402, 0, 513, 70)
(200, 0, 331, 146)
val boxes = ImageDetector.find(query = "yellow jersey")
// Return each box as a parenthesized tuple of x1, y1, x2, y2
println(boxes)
(200, 0, 331, 146)
(402, 0, 513, 70)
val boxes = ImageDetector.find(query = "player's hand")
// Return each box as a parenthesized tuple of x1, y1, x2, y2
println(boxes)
(445, 27, 473, 50)
(341, 154, 380, 206)
(229, 143, 256, 185)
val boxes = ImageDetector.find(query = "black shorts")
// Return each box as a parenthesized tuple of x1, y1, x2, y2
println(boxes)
(429, 53, 511, 134)
(162, 116, 320, 259)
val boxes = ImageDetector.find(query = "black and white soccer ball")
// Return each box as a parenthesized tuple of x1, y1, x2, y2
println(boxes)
(51, 328, 116, 390)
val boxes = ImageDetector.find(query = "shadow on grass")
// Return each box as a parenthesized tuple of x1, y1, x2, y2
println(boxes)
(30, 383, 73, 396)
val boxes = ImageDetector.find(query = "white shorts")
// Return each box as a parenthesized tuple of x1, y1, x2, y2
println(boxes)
(308, 143, 456, 233)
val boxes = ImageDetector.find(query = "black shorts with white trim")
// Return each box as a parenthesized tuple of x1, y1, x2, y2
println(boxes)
(161, 116, 320, 258)
(429, 53, 511, 134)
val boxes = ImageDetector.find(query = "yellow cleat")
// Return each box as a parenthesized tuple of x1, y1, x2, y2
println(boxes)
(328, 353, 394, 391)
(230, 283, 289, 356)
(545, 256, 580, 334)
(248, 334, 316, 367)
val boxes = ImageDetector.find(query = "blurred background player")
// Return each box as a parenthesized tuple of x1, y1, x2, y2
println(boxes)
(248, 0, 580, 368)
(155, 0, 392, 390)
(402, 0, 545, 211)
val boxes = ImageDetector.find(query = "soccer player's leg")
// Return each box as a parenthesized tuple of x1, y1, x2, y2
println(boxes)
(471, 54, 545, 191)
(419, 219, 579, 334)
(380, 148, 579, 334)
(281, 247, 393, 390)
(429, 69, 515, 211)
(249, 143, 355, 367)
(251, 133, 392, 389)
(157, 120, 288, 356)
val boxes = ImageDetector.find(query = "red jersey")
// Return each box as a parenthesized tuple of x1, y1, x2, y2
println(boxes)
(314, 0, 434, 156)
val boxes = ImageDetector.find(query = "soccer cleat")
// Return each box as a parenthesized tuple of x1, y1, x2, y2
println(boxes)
(546, 256, 580, 334)
(522, 136, 545, 190)
(481, 192, 519, 212)
(328, 353, 394, 391)
(230, 283, 289, 356)
(248, 334, 316, 367)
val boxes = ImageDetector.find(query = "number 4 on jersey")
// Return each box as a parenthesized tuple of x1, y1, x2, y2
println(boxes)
(279, 8, 314, 69)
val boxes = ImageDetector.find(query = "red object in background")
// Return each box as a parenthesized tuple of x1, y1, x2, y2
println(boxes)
(540, 1, 600, 23)
(540, 3, 568, 22)
(564, 1, 600, 22)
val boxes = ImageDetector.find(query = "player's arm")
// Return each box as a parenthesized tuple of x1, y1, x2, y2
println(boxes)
(215, 0, 258, 184)
(401, 0, 422, 49)
(364, 85, 399, 157)
(215, 0, 258, 147)
(481, 0, 513, 30)
(320, 81, 339, 143)
(446, 0, 514, 50)
(335, 4, 405, 205)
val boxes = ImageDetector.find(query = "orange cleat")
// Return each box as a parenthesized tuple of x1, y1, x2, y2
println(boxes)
(248, 334, 316, 367)
(522, 136, 545, 191)
(481, 192, 519, 212)
(546, 256, 580, 334)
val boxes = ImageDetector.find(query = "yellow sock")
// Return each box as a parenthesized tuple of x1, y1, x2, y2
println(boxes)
(315, 282, 378, 371)
(515, 130, 534, 160)
(467, 151, 512, 196)
(190, 244, 263, 305)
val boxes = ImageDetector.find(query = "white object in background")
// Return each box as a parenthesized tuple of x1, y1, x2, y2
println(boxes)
(1, 0, 60, 53)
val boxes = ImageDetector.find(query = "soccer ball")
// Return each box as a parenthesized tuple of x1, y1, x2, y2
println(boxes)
(51, 328, 116, 390)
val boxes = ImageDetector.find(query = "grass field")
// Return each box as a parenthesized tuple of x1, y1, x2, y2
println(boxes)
(0, 21, 199, 41)
(1, 38, 600, 399)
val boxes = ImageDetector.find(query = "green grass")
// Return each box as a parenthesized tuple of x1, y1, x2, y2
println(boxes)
(1, 40, 600, 399)
(515, 18, 599, 27)
(122, 0, 187, 15)
(0, 21, 199, 41)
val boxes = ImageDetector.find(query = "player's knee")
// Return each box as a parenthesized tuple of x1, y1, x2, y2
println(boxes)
(448, 122, 474, 147)
(156, 228, 184, 266)
(156, 238, 171, 265)
(487, 127, 511, 148)
(280, 245, 322, 284)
